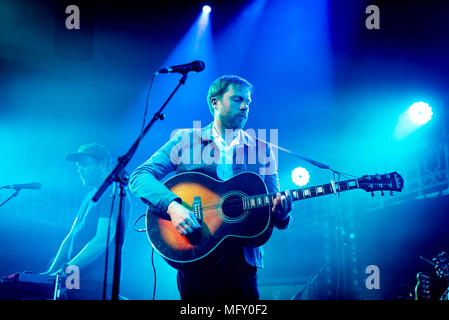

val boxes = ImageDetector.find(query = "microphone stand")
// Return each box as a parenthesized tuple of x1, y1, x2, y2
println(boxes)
(92, 72, 189, 300)
(291, 263, 327, 300)
(0, 189, 20, 208)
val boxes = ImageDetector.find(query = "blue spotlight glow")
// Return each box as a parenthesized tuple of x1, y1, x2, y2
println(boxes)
(291, 167, 310, 187)
(408, 101, 433, 125)
(202, 5, 211, 14)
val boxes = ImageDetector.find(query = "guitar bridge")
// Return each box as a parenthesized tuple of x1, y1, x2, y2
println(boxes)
(193, 196, 203, 226)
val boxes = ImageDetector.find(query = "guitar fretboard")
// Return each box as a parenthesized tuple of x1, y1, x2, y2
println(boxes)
(242, 179, 359, 210)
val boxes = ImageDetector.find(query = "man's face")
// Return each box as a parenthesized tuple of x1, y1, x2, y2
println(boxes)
(214, 84, 251, 130)
(76, 156, 104, 188)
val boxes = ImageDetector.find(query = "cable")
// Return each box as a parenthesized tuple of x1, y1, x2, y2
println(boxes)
(151, 247, 157, 300)
(136, 73, 158, 300)
(139, 74, 156, 143)
(133, 214, 147, 232)
(133, 213, 156, 300)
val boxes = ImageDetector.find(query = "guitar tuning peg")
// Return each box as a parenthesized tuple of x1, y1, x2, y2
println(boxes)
(371, 191, 374, 197)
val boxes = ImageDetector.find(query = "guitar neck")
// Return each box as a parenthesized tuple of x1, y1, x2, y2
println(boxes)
(243, 179, 359, 210)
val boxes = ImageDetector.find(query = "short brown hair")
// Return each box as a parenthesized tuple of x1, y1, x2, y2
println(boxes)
(207, 75, 253, 116)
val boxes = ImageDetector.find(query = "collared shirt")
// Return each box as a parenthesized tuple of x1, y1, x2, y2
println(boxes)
(211, 124, 245, 181)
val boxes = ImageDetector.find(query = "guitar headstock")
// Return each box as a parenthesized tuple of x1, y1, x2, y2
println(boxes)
(433, 252, 449, 282)
(357, 172, 404, 196)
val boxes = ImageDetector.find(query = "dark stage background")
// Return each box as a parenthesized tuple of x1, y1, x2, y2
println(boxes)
(1, 0, 448, 300)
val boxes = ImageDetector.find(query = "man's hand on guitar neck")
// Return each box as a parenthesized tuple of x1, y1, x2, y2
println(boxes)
(167, 201, 201, 236)
(272, 191, 293, 222)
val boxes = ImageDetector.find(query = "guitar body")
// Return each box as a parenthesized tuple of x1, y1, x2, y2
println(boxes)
(146, 171, 273, 270)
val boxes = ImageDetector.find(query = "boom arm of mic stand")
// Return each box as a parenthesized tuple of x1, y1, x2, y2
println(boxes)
(0, 189, 20, 208)
(92, 72, 188, 203)
(91, 72, 189, 301)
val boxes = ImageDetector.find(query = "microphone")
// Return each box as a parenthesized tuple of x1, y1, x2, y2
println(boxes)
(155, 60, 205, 75)
(1, 182, 41, 190)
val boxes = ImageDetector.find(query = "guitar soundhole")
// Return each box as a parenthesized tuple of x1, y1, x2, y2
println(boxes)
(221, 195, 244, 220)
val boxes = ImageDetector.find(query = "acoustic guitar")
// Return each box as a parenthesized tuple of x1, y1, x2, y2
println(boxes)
(145, 171, 404, 269)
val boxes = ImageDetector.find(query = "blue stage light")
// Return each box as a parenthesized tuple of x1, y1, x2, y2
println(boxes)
(291, 167, 310, 187)
(202, 5, 211, 14)
(408, 101, 433, 125)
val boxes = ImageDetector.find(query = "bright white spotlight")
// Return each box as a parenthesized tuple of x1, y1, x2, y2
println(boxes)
(408, 102, 433, 125)
(291, 167, 310, 187)
(202, 5, 211, 14)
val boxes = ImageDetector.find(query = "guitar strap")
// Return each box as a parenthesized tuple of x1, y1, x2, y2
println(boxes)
(252, 136, 331, 170)
(252, 135, 358, 182)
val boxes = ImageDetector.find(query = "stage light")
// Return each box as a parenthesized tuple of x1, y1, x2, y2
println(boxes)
(291, 167, 310, 187)
(408, 101, 433, 125)
(202, 5, 211, 14)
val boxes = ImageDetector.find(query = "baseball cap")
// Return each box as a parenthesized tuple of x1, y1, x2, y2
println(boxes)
(65, 143, 113, 167)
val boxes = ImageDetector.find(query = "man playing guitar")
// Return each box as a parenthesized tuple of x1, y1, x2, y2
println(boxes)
(129, 75, 293, 300)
